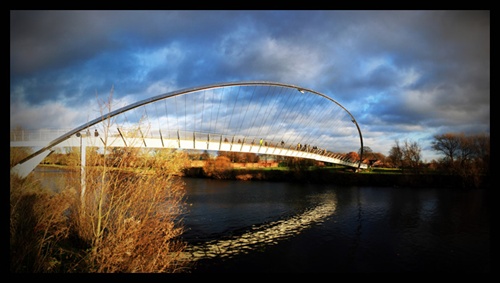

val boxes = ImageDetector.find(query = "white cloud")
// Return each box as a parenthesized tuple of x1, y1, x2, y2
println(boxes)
(10, 99, 89, 130)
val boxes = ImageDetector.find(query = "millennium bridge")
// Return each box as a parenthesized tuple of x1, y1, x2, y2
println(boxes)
(10, 81, 367, 178)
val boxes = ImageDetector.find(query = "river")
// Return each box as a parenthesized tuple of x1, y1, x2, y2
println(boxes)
(33, 167, 490, 273)
(180, 177, 490, 273)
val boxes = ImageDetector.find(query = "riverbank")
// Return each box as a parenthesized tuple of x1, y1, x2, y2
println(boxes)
(183, 167, 490, 189)
(33, 164, 489, 189)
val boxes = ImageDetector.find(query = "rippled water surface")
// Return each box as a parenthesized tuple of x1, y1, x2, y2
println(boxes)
(180, 177, 490, 273)
(31, 168, 490, 273)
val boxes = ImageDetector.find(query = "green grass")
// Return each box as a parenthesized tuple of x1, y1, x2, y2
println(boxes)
(364, 168, 403, 174)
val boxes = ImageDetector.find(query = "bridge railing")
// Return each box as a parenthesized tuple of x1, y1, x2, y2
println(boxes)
(10, 128, 363, 167)
(10, 129, 74, 142)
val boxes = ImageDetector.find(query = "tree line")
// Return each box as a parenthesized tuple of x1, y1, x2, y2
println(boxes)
(385, 132, 490, 175)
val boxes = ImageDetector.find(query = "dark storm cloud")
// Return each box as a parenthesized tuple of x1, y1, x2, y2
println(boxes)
(10, 10, 489, 160)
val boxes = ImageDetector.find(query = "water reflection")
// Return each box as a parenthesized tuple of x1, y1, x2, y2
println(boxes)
(32, 167, 79, 193)
(182, 191, 337, 261)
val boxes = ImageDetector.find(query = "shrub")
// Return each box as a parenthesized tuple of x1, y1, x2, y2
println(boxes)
(202, 156, 232, 179)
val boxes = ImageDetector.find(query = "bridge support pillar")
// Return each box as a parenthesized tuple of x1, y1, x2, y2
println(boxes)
(10, 149, 53, 178)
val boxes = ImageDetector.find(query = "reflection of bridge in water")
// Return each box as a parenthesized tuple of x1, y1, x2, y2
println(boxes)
(11, 81, 367, 178)
(182, 191, 337, 262)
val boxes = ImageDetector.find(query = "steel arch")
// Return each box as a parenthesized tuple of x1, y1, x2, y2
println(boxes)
(12, 81, 364, 174)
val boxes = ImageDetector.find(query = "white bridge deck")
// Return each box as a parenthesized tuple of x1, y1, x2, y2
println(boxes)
(11, 130, 366, 169)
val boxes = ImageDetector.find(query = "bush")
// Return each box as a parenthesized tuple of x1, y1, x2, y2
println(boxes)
(10, 174, 76, 272)
(202, 156, 232, 179)
(10, 146, 192, 273)
(73, 146, 191, 272)
(11, 112, 192, 273)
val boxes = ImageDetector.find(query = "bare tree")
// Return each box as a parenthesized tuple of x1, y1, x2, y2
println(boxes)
(388, 139, 422, 172)
(388, 140, 403, 168)
(431, 132, 489, 188)
(402, 140, 422, 173)
(431, 133, 461, 163)
(432, 132, 489, 171)
(72, 92, 191, 272)
(359, 146, 373, 160)
(470, 133, 490, 174)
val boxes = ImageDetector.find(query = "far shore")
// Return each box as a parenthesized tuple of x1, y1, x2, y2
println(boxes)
(182, 166, 490, 189)
(34, 164, 490, 190)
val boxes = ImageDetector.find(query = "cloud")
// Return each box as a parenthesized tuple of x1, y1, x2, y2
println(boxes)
(10, 10, 489, 162)
(10, 98, 91, 130)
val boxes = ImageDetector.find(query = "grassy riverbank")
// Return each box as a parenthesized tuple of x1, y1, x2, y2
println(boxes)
(183, 166, 490, 189)
(35, 164, 490, 189)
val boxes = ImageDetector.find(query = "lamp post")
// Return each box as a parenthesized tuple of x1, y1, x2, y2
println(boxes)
(76, 132, 87, 202)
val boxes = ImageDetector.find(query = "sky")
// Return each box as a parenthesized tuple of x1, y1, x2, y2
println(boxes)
(10, 10, 490, 162)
